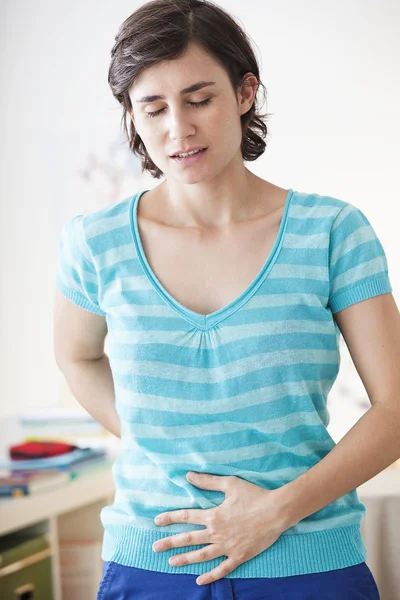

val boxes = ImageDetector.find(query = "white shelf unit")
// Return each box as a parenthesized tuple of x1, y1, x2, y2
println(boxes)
(0, 467, 115, 600)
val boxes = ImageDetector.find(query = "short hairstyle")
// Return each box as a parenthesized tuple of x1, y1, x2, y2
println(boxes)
(108, 0, 270, 179)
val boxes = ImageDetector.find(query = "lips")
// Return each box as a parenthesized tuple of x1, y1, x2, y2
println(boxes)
(170, 146, 207, 157)
(170, 148, 208, 166)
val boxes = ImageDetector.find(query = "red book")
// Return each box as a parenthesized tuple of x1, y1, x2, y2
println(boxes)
(9, 441, 77, 460)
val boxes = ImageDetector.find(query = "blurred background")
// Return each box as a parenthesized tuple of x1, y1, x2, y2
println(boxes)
(0, 1, 399, 598)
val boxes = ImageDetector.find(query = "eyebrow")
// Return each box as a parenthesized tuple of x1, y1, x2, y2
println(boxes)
(135, 81, 216, 103)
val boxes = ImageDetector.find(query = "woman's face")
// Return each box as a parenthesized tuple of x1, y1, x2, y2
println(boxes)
(128, 43, 256, 184)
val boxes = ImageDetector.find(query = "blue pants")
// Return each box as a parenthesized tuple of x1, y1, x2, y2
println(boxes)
(97, 560, 380, 599)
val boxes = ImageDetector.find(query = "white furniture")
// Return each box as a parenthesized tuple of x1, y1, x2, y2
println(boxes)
(358, 466, 400, 599)
(0, 467, 115, 600)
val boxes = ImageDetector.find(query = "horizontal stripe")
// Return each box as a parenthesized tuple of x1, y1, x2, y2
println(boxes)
(55, 189, 390, 577)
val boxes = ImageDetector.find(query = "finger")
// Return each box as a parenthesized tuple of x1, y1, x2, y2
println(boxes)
(187, 472, 234, 492)
(196, 557, 237, 586)
(155, 508, 209, 526)
(169, 543, 223, 568)
(152, 529, 209, 553)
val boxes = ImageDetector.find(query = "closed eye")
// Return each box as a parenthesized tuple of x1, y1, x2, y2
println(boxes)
(145, 98, 212, 118)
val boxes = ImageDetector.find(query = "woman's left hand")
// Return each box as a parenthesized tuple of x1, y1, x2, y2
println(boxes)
(152, 471, 292, 586)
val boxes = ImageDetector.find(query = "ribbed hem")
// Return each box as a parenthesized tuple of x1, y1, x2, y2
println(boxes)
(330, 276, 392, 314)
(101, 524, 366, 578)
(56, 279, 106, 316)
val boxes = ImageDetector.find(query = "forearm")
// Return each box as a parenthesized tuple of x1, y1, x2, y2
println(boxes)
(59, 354, 121, 439)
(276, 403, 400, 529)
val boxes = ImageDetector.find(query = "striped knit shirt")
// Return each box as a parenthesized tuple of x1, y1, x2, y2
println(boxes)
(56, 187, 392, 578)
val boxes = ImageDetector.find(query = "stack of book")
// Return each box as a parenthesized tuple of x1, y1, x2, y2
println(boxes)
(18, 406, 120, 456)
(0, 446, 111, 498)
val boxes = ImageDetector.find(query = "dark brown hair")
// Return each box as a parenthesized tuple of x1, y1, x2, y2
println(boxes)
(108, 0, 270, 179)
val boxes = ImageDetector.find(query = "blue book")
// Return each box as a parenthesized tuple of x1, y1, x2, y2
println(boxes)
(0, 447, 106, 472)
(0, 471, 70, 497)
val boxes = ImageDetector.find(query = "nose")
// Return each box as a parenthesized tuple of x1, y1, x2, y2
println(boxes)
(168, 108, 195, 142)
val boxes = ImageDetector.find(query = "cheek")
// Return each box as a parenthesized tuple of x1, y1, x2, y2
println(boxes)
(212, 114, 242, 149)
(134, 116, 156, 138)
(209, 105, 240, 135)
(136, 125, 162, 152)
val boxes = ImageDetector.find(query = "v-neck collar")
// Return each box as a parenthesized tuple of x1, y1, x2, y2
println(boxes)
(129, 188, 294, 331)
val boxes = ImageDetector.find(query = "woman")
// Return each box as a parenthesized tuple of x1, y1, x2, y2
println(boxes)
(54, 1, 399, 598)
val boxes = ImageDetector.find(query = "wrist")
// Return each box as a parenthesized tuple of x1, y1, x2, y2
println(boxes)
(273, 482, 302, 530)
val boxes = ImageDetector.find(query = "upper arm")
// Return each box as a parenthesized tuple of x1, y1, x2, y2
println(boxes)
(54, 213, 107, 366)
(327, 201, 398, 408)
(53, 288, 107, 367)
(333, 292, 400, 409)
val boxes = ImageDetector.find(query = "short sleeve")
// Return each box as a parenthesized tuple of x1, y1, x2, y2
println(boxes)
(328, 203, 392, 314)
(56, 215, 106, 316)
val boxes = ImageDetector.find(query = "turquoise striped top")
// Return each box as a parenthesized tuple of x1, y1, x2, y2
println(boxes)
(56, 188, 392, 578)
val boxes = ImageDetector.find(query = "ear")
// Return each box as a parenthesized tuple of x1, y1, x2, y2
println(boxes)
(238, 72, 258, 114)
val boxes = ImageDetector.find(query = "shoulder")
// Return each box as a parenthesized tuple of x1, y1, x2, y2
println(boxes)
(291, 189, 348, 213)
(287, 190, 353, 234)
(61, 192, 142, 260)
(290, 190, 367, 231)
(80, 194, 136, 236)
(69, 192, 147, 250)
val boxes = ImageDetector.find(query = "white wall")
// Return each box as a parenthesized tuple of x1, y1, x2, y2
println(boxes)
(0, 0, 399, 420)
